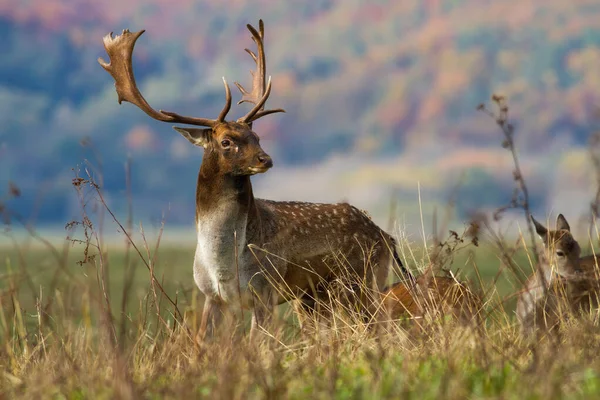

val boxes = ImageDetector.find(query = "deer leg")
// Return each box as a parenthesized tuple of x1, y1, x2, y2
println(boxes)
(249, 289, 276, 341)
(293, 298, 312, 331)
(293, 287, 333, 337)
(197, 297, 225, 343)
(247, 256, 289, 340)
(359, 251, 391, 322)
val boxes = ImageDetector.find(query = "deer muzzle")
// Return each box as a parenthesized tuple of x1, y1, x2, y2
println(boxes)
(256, 152, 273, 169)
(246, 152, 273, 174)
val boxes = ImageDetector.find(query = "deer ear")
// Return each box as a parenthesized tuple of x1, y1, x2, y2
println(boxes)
(556, 214, 570, 232)
(173, 127, 211, 148)
(530, 215, 548, 239)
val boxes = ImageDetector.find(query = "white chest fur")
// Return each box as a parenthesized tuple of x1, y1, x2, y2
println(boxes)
(517, 269, 554, 317)
(193, 203, 249, 304)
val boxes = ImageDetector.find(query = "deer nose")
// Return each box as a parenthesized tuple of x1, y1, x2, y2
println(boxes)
(257, 153, 273, 168)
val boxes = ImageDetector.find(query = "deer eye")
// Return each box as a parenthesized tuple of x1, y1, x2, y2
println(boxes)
(220, 139, 231, 148)
(556, 250, 565, 257)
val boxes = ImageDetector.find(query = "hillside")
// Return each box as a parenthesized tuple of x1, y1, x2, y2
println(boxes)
(1, 0, 600, 234)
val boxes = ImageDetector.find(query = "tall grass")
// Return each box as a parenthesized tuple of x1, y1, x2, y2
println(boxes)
(3, 222, 600, 398)
(2, 98, 600, 398)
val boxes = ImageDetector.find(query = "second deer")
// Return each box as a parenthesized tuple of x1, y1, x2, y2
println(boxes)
(382, 272, 482, 326)
(516, 214, 600, 336)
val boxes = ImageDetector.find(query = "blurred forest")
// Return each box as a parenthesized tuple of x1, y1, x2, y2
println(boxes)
(1, 0, 600, 235)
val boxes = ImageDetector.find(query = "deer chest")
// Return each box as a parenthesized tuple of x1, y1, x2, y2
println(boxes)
(193, 215, 251, 304)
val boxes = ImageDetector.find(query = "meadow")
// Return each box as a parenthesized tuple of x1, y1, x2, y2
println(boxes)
(0, 225, 600, 399)
(3, 97, 600, 399)
(3, 1, 600, 397)
(2, 210, 600, 399)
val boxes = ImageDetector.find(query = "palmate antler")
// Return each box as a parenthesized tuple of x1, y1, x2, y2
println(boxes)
(98, 29, 230, 127)
(235, 20, 285, 125)
(98, 20, 284, 128)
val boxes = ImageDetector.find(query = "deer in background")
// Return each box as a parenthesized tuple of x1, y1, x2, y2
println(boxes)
(296, 229, 484, 330)
(380, 226, 483, 327)
(382, 272, 482, 326)
(516, 214, 600, 336)
(99, 20, 414, 341)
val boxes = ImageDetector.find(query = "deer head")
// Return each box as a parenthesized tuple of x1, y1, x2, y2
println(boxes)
(530, 214, 582, 277)
(97, 20, 284, 176)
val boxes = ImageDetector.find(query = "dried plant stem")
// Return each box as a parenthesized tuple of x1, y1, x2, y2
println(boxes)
(87, 172, 185, 326)
(478, 95, 538, 263)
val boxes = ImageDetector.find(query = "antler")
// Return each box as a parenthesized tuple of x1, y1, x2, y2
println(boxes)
(235, 20, 285, 125)
(98, 29, 232, 127)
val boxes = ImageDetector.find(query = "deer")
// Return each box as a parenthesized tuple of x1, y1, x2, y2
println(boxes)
(98, 20, 415, 341)
(296, 234, 483, 330)
(516, 214, 600, 337)
(381, 273, 482, 326)
(381, 229, 483, 327)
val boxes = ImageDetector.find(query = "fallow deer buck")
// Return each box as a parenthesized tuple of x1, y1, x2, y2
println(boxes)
(516, 214, 600, 336)
(99, 20, 414, 340)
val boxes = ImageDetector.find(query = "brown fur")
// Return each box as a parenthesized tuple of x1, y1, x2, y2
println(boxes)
(99, 22, 413, 341)
(517, 214, 600, 337)
(382, 274, 483, 325)
(193, 150, 402, 339)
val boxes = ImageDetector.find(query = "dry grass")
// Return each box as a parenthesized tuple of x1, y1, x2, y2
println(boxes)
(2, 219, 600, 399)
(3, 99, 600, 399)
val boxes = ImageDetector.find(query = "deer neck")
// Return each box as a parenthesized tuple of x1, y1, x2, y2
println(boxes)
(191, 154, 262, 299)
(194, 154, 259, 251)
